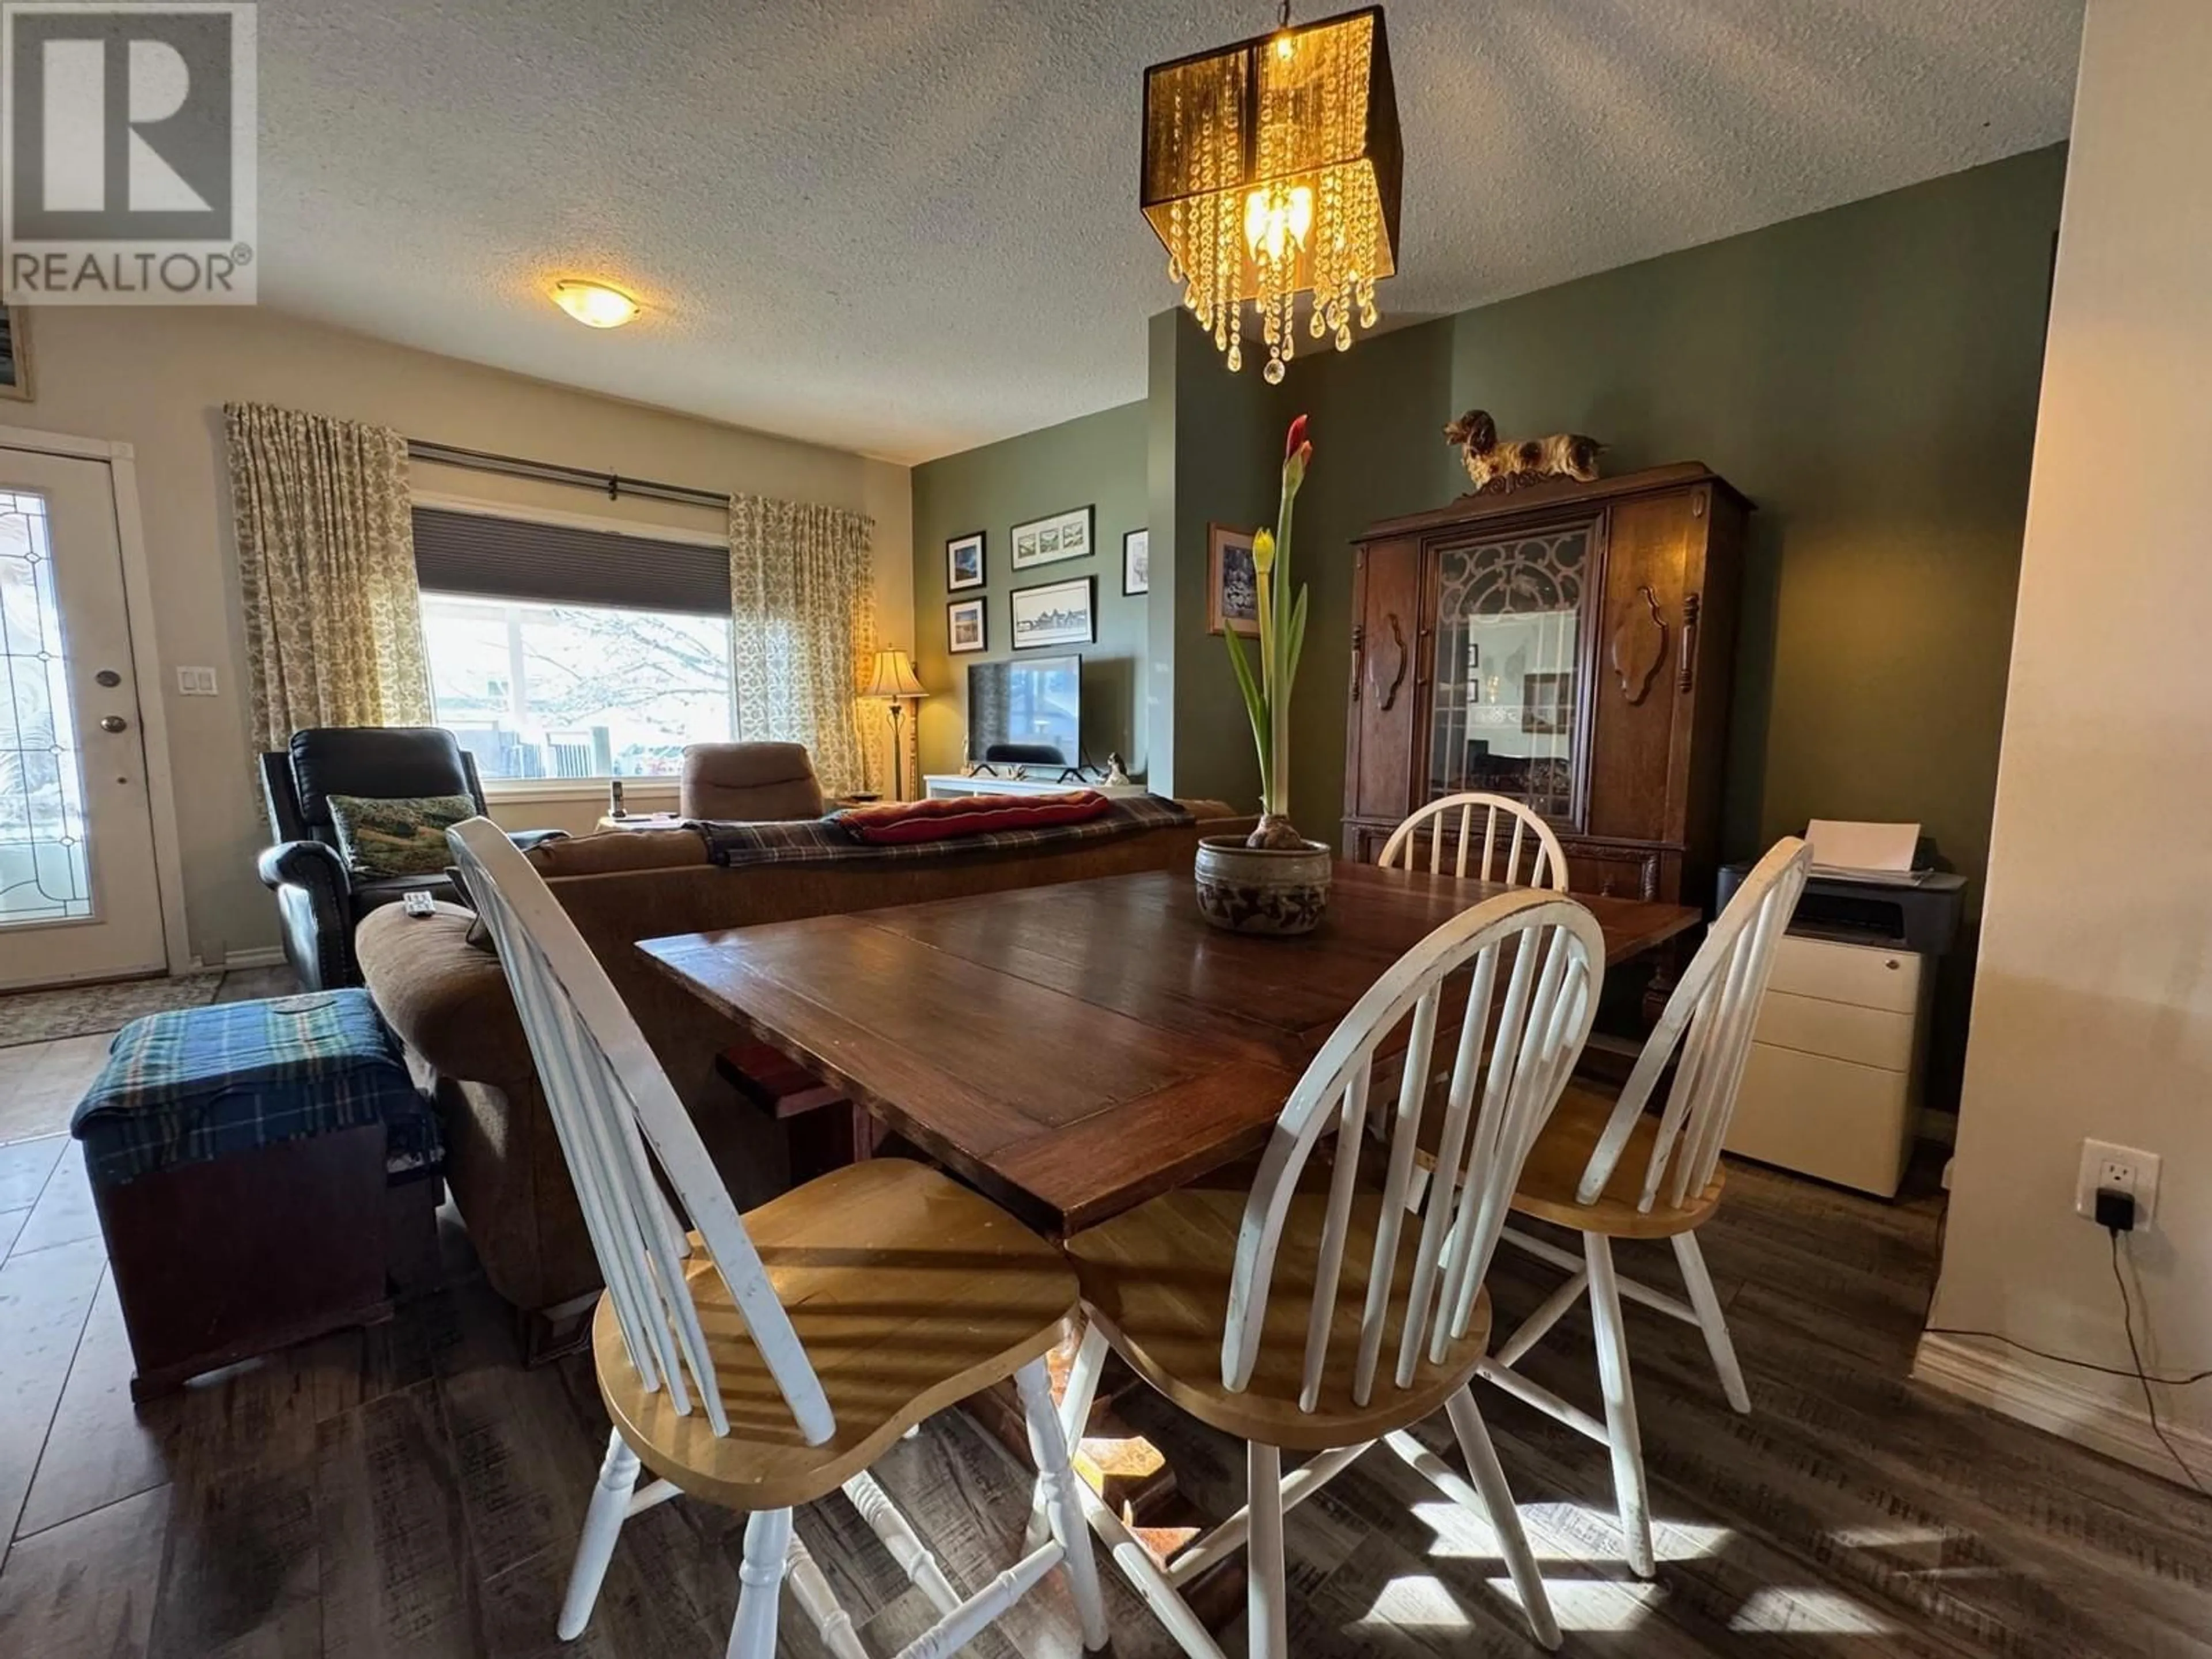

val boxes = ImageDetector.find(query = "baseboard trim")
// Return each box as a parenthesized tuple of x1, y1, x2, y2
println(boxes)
(1914, 1331, 2212, 1489)
(194, 946, 289, 973)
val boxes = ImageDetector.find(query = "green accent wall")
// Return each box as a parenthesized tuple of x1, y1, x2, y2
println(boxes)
(1438, 145, 2067, 891)
(912, 145, 2067, 1104)
(912, 402, 1150, 779)
(1147, 306, 1282, 813)
(1271, 316, 1461, 833)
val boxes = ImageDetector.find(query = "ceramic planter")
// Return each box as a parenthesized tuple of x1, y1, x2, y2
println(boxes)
(1194, 835, 1332, 935)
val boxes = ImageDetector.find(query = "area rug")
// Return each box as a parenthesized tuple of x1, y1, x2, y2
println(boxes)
(0, 974, 224, 1048)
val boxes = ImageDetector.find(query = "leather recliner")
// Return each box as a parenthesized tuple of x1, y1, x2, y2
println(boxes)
(257, 726, 562, 989)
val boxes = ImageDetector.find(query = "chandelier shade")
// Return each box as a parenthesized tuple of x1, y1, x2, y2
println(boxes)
(1141, 5, 1402, 381)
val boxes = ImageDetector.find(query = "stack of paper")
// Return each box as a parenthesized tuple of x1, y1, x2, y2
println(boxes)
(1804, 819, 1931, 887)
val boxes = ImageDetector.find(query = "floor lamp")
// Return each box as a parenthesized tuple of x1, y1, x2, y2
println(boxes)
(862, 648, 927, 800)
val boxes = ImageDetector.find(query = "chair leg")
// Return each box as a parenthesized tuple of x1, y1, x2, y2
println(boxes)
(1443, 1389, 1561, 1650)
(727, 1507, 793, 1658)
(1027, 1319, 1108, 1552)
(1672, 1231, 1750, 1413)
(1248, 1443, 1288, 1659)
(1585, 1234, 1656, 1577)
(1015, 1357, 1110, 1652)
(558, 1429, 639, 1639)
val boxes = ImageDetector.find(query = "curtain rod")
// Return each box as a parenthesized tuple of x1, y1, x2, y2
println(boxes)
(406, 439, 732, 512)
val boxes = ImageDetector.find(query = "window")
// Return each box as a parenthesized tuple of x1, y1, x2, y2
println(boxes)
(412, 506, 736, 782)
(419, 593, 733, 779)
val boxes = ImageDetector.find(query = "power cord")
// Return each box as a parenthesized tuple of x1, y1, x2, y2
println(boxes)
(1922, 1194, 2209, 1497)
(2109, 1228, 2211, 1499)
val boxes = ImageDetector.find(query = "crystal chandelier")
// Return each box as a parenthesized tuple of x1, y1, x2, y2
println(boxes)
(1141, 5, 1403, 382)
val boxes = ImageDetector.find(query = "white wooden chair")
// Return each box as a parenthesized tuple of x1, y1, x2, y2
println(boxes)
(1474, 836, 1813, 1577)
(1378, 791, 1570, 891)
(445, 819, 1108, 1659)
(1055, 889, 1608, 1658)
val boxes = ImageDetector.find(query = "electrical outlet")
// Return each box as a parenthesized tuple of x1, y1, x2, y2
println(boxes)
(2076, 1139, 2161, 1226)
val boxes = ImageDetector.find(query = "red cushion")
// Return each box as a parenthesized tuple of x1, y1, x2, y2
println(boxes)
(835, 790, 1113, 845)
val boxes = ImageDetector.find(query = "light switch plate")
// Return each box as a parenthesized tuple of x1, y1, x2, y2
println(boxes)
(175, 666, 219, 695)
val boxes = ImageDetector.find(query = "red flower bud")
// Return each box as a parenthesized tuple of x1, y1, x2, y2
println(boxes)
(1285, 414, 1310, 459)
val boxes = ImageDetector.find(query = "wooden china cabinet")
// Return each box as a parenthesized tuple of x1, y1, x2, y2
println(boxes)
(1343, 462, 1750, 909)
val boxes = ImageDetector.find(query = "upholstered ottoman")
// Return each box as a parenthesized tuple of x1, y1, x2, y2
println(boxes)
(70, 989, 443, 1397)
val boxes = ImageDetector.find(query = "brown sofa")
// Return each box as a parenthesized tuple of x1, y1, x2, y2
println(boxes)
(358, 804, 1242, 1331)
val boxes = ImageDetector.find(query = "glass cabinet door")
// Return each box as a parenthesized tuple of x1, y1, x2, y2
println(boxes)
(1427, 523, 1592, 823)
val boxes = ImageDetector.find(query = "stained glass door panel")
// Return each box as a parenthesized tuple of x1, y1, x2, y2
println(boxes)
(1427, 525, 1591, 824)
(0, 450, 165, 988)
(1, 490, 93, 924)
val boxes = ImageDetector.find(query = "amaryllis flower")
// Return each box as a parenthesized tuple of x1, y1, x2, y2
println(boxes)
(1252, 528, 1277, 578)
(1283, 414, 1313, 494)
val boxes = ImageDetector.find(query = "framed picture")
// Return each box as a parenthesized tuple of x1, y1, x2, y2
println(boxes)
(1207, 524, 1259, 637)
(1010, 505, 1094, 571)
(945, 530, 985, 592)
(1010, 575, 1096, 650)
(1521, 671, 1574, 735)
(946, 596, 987, 654)
(0, 306, 31, 402)
(1123, 528, 1149, 596)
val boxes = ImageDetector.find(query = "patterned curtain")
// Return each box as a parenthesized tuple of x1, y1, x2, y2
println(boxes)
(728, 494, 877, 796)
(225, 403, 431, 751)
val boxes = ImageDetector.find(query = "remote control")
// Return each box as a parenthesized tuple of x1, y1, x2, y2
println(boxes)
(402, 890, 438, 918)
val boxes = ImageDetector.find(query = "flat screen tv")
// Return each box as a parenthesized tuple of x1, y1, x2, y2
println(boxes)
(968, 654, 1081, 767)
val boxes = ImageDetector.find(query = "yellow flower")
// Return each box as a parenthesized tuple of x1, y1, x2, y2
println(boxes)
(1252, 528, 1277, 577)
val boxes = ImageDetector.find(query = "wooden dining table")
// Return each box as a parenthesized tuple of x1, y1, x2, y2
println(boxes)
(639, 860, 1699, 1238)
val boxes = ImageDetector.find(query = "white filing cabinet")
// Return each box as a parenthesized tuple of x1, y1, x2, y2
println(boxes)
(1724, 933, 1934, 1198)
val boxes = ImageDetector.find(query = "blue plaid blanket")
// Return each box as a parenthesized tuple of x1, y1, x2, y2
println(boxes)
(71, 990, 441, 1188)
(690, 792, 1196, 870)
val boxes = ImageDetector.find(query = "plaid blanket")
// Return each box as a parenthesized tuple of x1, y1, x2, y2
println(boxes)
(71, 990, 441, 1187)
(691, 791, 1196, 870)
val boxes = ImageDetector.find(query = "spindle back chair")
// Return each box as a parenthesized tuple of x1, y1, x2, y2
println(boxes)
(1378, 790, 1570, 891)
(1059, 889, 1607, 1657)
(1478, 836, 1813, 1577)
(448, 819, 1107, 1658)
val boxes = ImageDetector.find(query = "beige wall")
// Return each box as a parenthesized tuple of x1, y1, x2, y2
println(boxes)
(5, 305, 911, 965)
(1924, 0, 2212, 1476)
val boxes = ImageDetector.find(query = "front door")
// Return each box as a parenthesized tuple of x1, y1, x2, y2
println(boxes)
(0, 449, 166, 988)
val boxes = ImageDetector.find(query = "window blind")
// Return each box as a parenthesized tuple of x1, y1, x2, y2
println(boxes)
(411, 506, 730, 616)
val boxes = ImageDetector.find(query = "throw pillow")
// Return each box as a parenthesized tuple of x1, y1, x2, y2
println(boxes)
(834, 790, 1112, 846)
(327, 792, 479, 878)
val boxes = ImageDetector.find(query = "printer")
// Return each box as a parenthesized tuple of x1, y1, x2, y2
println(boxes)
(1717, 823, 1967, 1198)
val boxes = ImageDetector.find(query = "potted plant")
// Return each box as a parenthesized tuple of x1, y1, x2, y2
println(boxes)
(1194, 415, 1334, 934)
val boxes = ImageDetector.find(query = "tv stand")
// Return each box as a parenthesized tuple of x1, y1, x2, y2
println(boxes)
(922, 773, 1152, 801)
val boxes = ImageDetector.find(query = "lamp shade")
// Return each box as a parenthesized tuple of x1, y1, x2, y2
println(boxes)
(862, 648, 927, 700)
(1141, 5, 1401, 383)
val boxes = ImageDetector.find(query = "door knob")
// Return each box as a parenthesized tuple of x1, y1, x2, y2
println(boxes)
(100, 715, 128, 733)
(94, 669, 122, 688)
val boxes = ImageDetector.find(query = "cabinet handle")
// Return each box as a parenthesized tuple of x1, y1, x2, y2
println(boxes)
(1376, 613, 1407, 712)
(1679, 592, 1701, 693)
(1349, 623, 1365, 703)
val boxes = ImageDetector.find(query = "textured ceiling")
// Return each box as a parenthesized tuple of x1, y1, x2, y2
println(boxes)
(259, 2, 2085, 465)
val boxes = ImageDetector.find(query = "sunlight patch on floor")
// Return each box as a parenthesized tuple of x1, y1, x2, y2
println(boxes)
(1826, 1521, 1955, 1566)
(1729, 1586, 1894, 1634)
(1410, 1497, 1729, 1563)
(1351, 1567, 1667, 1636)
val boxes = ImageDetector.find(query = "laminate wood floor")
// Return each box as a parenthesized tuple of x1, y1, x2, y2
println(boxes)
(0, 1065, 2203, 1657)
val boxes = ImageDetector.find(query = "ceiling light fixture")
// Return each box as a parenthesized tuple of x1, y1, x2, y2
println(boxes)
(551, 280, 642, 328)
(1141, 4, 1402, 382)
